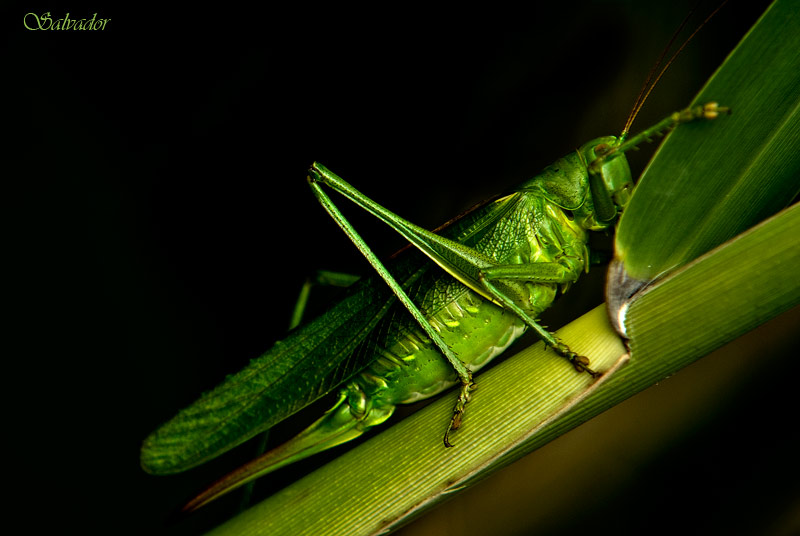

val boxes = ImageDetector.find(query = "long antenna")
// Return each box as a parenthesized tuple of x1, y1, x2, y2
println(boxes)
(620, 0, 729, 141)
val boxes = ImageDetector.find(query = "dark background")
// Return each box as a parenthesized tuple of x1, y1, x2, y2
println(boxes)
(6, 1, 794, 535)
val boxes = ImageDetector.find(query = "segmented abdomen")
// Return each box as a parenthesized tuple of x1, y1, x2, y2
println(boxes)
(339, 191, 586, 424)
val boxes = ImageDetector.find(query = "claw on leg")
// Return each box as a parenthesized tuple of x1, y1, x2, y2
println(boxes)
(549, 337, 602, 379)
(570, 354, 602, 379)
(443, 378, 474, 448)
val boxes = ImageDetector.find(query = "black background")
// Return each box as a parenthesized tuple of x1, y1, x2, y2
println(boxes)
(6, 1, 795, 535)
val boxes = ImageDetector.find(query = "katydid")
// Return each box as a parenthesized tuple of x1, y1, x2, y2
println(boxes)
(141, 83, 728, 509)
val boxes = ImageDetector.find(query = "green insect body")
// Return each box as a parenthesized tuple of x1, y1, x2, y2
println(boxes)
(141, 104, 726, 511)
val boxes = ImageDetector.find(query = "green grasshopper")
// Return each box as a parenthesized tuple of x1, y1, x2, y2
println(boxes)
(142, 3, 736, 515)
(141, 80, 727, 510)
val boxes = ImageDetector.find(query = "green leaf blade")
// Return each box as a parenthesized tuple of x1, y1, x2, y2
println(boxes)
(614, 0, 800, 282)
(204, 306, 628, 536)
(202, 204, 800, 536)
(626, 202, 800, 364)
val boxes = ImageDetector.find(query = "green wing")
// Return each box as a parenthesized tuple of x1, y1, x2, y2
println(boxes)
(141, 193, 521, 475)
(140, 269, 413, 475)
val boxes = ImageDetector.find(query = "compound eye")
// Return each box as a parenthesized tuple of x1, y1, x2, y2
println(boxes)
(594, 143, 610, 156)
